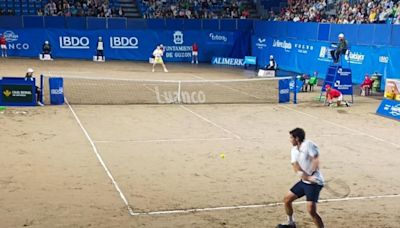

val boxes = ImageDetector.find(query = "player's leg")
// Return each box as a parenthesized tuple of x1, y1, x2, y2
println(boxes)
(306, 202, 324, 228)
(162, 63, 168, 72)
(191, 52, 194, 64)
(279, 181, 304, 227)
(304, 184, 324, 228)
(152, 62, 156, 72)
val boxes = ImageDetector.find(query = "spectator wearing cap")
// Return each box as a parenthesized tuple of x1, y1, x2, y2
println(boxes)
(0, 33, 7, 58)
(25, 68, 43, 106)
(360, 74, 374, 96)
(330, 33, 348, 64)
(325, 84, 349, 107)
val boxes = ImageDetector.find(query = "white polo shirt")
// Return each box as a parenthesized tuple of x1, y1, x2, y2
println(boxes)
(291, 140, 324, 186)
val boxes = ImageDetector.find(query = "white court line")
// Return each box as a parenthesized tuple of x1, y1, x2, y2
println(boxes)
(65, 98, 135, 216)
(180, 105, 242, 140)
(94, 137, 235, 143)
(280, 105, 400, 148)
(130, 194, 400, 216)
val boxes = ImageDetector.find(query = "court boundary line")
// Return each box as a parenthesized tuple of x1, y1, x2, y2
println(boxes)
(94, 137, 235, 143)
(130, 193, 400, 216)
(280, 105, 400, 148)
(65, 98, 135, 216)
(180, 105, 242, 140)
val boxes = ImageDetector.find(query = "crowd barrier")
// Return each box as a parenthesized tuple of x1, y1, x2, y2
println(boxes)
(0, 16, 254, 31)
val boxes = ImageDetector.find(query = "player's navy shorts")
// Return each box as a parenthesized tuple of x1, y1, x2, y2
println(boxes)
(290, 180, 323, 202)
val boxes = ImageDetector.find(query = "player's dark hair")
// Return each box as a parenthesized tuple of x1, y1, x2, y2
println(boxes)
(290, 128, 305, 143)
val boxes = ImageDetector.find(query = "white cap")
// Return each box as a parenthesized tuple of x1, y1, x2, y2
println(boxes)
(160, 44, 164, 47)
(45, 40, 49, 44)
(98, 36, 102, 39)
(338, 33, 344, 38)
(270, 55, 274, 59)
(27, 68, 34, 73)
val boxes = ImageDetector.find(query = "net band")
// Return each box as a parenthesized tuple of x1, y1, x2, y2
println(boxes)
(42, 76, 293, 105)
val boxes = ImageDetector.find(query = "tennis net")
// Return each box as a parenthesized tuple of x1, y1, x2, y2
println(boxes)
(42, 76, 293, 105)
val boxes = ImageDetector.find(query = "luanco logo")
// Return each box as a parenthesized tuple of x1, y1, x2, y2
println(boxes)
(272, 39, 292, 52)
(256, 37, 267, 49)
(209, 33, 227, 42)
(173, 31, 184, 45)
(344, 51, 365, 64)
(2, 30, 30, 50)
(154, 86, 206, 104)
(110, 37, 139, 49)
(59, 36, 90, 49)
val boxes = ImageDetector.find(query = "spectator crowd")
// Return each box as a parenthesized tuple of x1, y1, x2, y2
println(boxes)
(267, 0, 400, 24)
(39, 0, 124, 17)
(141, 0, 251, 19)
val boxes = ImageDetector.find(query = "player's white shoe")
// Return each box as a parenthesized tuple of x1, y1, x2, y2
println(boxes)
(152, 69, 155, 72)
(164, 69, 168, 73)
(191, 60, 194, 64)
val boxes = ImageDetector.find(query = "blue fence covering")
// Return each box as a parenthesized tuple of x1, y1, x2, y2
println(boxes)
(251, 35, 400, 83)
(0, 28, 250, 62)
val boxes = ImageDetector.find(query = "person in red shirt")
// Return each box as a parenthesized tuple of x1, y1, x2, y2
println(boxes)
(192, 42, 198, 64)
(0, 34, 7, 57)
(325, 84, 349, 107)
(360, 74, 374, 96)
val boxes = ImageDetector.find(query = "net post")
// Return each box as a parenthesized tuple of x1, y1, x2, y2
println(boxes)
(40, 74, 44, 104)
(293, 76, 297, 104)
(177, 81, 181, 103)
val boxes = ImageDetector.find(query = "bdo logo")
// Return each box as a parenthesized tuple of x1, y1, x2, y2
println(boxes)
(110, 37, 139, 49)
(59, 36, 90, 49)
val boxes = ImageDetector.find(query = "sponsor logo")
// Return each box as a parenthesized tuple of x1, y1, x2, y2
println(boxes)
(334, 80, 352, 90)
(344, 51, 364, 64)
(318, 46, 332, 62)
(294, 43, 314, 54)
(337, 68, 351, 76)
(50, 87, 63, 95)
(379, 56, 389, 63)
(59, 36, 90, 49)
(272, 39, 292, 52)
(173, 31, 184, 45)
(2, 30, 30, 50)
(209, 33, 228, 42)
(3, 30, 18, 42)
(110, 37, 139, 49)
(256, 37, 267, 49)
(384, 104, 400, 116)
(279, 89, 289, 95)
(3, 89, 11, 97)
(212, 57, 244, 66)
(154, 86, 206, 104)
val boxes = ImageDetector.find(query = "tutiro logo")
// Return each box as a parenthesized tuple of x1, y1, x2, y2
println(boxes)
(173, 31, 184, 45)
(2, 30, 30, 50)
(154, 86, 206, 104)
(272, 39, 292, 52)
(110, 37, 139, 49)
(379, 56, 389, 63)
(209, 33, 227, 42)
(59, 36, 90, 49)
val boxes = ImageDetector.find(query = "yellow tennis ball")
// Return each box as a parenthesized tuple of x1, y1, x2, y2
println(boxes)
(220, 153, 225, 159)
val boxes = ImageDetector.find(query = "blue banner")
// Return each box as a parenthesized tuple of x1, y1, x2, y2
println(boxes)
(49, 77, 64, 105)
(0, 29, 250, 62)
(279, 78, 290, 103)
(376, 99, 400, 121)
(251, 36, 400, 83)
